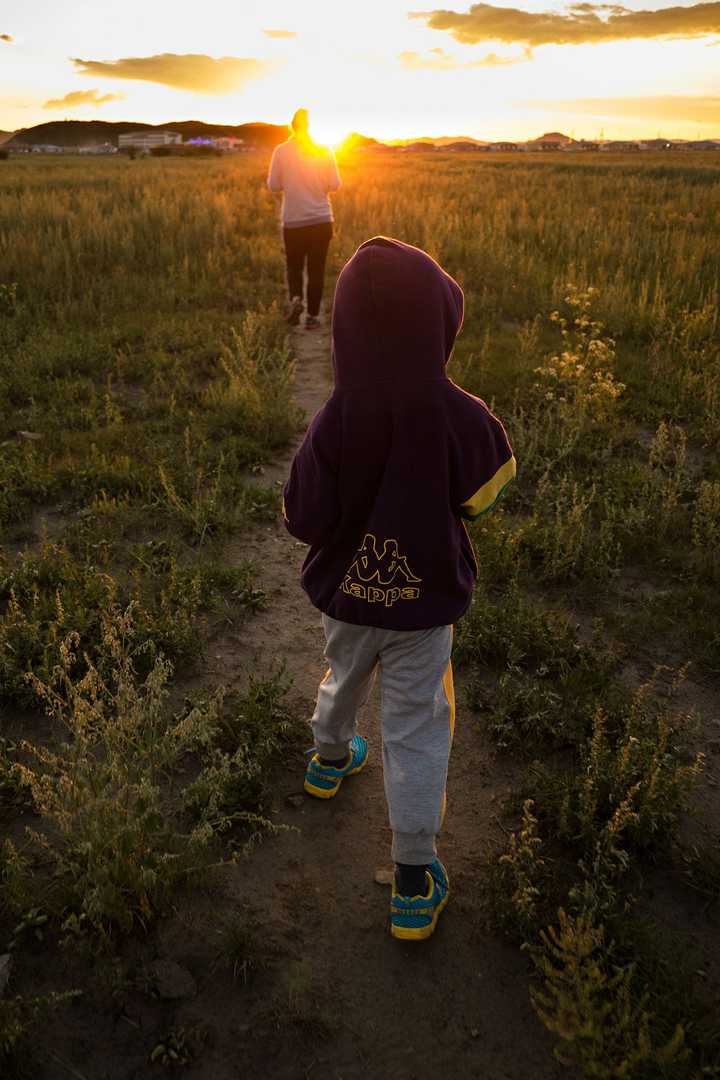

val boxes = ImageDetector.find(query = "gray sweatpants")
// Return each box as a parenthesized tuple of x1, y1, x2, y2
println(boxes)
(311, 614, 455, 865)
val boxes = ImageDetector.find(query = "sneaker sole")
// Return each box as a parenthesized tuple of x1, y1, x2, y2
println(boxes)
(390, 885, 450, 942)
(303, 757, 368, 799)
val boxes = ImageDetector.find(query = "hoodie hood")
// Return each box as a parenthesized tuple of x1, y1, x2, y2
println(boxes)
(331, 237, 464, 389)
(283, 237, 515, 632)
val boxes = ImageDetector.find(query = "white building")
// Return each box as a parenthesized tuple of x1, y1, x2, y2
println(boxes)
(215, 136, 245, 151)
(600, 140, 641, 152)
(79, 143, 117, 155)
(118, 130, 182, 151)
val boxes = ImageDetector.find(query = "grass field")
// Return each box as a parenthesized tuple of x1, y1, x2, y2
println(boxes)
(1, 150, 719, 1077)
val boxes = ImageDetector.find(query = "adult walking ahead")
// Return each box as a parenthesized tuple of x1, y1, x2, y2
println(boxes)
(267, 109, 341, 330)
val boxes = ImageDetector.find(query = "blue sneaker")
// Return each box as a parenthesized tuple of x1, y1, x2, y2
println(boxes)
(390, 858, 449, 941)
(303, 735, 368, 799)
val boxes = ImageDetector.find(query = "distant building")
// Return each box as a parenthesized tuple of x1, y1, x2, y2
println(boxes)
(399, 142, 438, 152)
(443, 141, 482, 152)
(79, 143, 116, 155)
(574, 140, 600, 152)
(183, 135, 247, 151)
(31, 144, 65, 154)
(118, 130, 182, 151)
(688, 139, 720, 150)
(489, 141, 518, 152)
(215, 136, 245, 151)
(601, 141, 641, 151)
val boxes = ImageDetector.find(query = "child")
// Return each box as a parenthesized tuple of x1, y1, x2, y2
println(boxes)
(282, 237, 516, 940)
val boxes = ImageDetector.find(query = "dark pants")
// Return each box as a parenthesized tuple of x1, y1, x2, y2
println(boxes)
(283, 222, 333, 317)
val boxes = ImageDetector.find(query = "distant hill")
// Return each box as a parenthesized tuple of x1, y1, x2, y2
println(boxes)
(0, 130, 13, 145)
(387, 135, 488, 147)
(399, 141, 441, 152)
(528, 131, 573, 145)
(6, 119, 288, 149)
(337, 131, 380, 153)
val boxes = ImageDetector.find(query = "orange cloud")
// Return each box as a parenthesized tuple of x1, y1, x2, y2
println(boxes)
(44, 88, 125, 109)
(1, 33, 13, 42)
(399, 44, 532, 66)
(410, 2, 720, 47)
(71, 53, 274, 94)
(263, 28, 298, 38)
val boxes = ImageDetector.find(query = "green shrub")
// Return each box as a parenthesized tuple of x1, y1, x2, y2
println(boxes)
(0, 282, 18, 315)
(692, 480, 720, 581)
(0, 740, 32, 815)
(11, 606, 294, 938)
(457, 586, 617, 748)
(513, 674, 704, 924)
(510, 286, 624, 479)
(569, 679, 703, 853)
(478, 799, 550, 939)
(0, 540, 262, 706)
(530, 908, 686, 1079)
(1, 991, 81, 1071)
(13, 610, 228, 935)
(183, 667, 294, 828)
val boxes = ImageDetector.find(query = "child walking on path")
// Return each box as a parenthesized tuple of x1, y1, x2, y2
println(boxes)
(282, 237, 516, 940)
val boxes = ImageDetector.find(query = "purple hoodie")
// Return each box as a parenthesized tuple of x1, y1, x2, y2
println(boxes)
(283, 237, 516, 631)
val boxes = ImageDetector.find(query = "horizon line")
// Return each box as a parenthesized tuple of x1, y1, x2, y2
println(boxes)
(3, 117, 720, 145)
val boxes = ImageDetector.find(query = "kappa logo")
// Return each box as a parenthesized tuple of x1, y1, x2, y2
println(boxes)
(341, 533, 422, 607)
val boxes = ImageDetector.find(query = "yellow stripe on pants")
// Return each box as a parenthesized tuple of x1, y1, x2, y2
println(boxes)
(442, 659, 456, 741)
(439, 655, 455, 827)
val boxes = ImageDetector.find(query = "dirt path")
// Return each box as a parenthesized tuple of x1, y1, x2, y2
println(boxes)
(192, 323, 559, 1080)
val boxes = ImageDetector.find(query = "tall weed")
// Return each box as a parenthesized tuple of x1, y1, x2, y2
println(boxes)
(530, 909, 685, 1078)
(14, 610, 224, 934)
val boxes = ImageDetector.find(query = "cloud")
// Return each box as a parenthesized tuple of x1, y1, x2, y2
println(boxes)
(263, 28, 297, 38)
(410, 2, 720, 47)
(1, 33, 13, 42)
(43, 88, 125, 110)
(568, 3, 630, 13)
(399, 44, 532, 66)
(71, 53, 273, 94)
(525, 94, 720, 124)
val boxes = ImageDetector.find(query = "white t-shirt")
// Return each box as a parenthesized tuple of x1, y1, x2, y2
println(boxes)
(267, 137, 341, 228)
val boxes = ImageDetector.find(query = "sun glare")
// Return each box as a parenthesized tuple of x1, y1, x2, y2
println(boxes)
(309, 119, 350, 151)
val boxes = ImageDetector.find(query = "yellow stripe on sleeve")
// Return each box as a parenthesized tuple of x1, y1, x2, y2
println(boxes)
(460, 455, 516, 520)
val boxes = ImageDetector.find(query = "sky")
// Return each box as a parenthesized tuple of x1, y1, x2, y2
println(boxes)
(1, 0, 719, 141)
